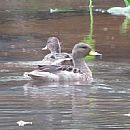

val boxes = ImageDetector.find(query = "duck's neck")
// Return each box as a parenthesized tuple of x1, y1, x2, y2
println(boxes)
(56, 48, 61, 53)
(51, 47, 61, 54)
(51, 50, 61, 54)
(73, 58, 91, 74)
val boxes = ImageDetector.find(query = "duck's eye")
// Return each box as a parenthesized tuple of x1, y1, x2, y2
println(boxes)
(81, 46, 87, 49)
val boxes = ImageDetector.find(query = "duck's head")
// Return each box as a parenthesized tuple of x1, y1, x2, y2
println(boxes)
(72, 42, 92, 59)
(42, 37, 61, 53)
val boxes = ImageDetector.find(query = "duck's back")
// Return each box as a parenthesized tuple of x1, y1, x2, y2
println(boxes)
(42, 52, 73, 66)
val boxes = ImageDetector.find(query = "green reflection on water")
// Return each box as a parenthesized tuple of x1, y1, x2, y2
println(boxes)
(83, 0, 96, 61)
(120, 17, 130, 34)
(120, 0, 130, 34)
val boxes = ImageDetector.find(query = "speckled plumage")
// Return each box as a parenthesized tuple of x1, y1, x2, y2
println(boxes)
(41, 37, 73, 66)
(24, 42, 93, 82)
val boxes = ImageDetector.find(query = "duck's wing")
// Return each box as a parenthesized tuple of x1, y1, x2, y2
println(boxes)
(38, 65, 60, 72)
(24, 65, 85, 81)
(56, 53, 73, 65)
(42, 53, 73, 65)
(59, 59, 73, 66)
(38, 65, 82, 73)
(38, 65, 69, 72)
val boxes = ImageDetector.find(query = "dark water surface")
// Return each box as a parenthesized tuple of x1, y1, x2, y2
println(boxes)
(0, 1, 130, 130)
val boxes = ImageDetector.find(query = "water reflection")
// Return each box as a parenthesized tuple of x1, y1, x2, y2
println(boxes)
(120, 17, 130, 33)
(0, 60, 130, 129)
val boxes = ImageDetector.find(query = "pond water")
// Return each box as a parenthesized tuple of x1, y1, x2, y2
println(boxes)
(0, 1, 130, 130)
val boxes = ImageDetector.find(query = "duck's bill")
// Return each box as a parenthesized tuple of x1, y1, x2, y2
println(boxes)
(89, 50, 102, 56)
(42, 45, 48, 50)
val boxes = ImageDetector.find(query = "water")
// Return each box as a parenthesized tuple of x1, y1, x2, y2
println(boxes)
(0, 60, 130, 130)
(0, 1, 130, 129)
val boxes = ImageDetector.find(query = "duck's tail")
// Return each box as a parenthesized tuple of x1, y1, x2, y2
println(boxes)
(24, 72, 44, 80)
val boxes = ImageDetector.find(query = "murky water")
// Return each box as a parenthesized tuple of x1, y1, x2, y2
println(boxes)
(0, 60, 130, 130)
(0, 1, 130, 130)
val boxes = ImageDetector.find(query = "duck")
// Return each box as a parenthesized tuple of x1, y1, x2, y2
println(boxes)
(41, 37, 73, 65)
(24, 42, 98, 82)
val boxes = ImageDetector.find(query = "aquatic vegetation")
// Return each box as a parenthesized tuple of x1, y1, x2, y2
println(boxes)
(83, 0, 95, 46)
(121, 0, 130, 33)
(107, 1, 130, 34)
(123, 0, 130, 6)
(83, 0, 96, 61)
(120, 17, 130, 33)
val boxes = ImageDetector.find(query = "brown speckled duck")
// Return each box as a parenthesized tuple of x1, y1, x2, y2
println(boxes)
(41, 37, 73, 65)
(24, 42, 99, 82)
